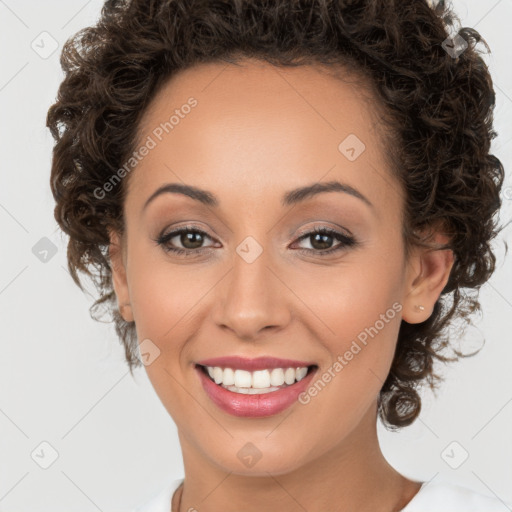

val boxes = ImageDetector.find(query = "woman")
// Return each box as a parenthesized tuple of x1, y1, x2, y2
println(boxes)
(46, 0, 508, 510)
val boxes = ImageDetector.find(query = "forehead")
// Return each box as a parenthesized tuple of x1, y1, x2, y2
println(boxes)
(127, 59, 399, 214)
(138, 59, 381, 148)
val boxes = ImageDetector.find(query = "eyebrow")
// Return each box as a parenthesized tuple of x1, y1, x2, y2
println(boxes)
(142, 180, 373, 211)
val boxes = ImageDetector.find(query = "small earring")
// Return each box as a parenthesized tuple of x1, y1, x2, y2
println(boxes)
(414, 304, 425, 311)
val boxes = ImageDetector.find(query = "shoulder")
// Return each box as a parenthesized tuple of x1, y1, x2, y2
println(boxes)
(133, 478, 184, 512)
(401, 481, 511, 512)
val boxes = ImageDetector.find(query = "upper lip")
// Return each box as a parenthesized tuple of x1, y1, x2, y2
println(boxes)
(196, 356, 316, 371)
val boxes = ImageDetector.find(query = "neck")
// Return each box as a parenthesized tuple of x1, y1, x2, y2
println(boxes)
(175, 404, 422, 512)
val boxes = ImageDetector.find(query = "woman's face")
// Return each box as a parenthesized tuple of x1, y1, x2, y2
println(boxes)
(110, 60, 431, 475)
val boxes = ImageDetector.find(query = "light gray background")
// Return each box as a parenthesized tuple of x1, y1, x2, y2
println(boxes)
(0, 0, 511, 510)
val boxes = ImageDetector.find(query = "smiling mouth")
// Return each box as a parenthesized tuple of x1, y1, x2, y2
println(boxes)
(196, 363, 318, 394)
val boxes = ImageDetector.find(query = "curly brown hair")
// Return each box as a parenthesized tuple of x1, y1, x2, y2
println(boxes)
(46, 0, 505, 430)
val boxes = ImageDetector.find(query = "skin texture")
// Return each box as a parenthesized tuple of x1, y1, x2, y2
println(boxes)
(109, 60, 454, 512)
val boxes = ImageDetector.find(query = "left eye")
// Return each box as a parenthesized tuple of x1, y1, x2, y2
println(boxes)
(291, 227, 357, 255)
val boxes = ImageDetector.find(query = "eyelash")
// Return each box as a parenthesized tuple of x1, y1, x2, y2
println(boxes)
(154, 224, 357, 258)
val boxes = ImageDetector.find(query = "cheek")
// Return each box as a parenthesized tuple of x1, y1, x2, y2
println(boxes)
(125, 251, 207, 417)
(293, 268, 403, 439)
(296, 250, 403, 340)
(126, 242, 212, 341)
(293, 247, 405, 391)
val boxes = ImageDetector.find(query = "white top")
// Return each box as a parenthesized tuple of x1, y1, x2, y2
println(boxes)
(134, 478, 510, 512)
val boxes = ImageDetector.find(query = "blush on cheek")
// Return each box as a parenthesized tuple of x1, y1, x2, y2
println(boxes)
(329, 301, 401, 374)
(130, 268, 200, 329)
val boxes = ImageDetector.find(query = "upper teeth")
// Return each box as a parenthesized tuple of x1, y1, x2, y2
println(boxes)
(205, 366, 309, 388)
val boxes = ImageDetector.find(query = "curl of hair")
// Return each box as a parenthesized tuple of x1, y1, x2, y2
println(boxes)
(47, 0, 505, 429)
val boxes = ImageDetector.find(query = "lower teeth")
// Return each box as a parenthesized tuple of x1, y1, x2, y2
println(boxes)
(201, 365, 314, 394)
(221, 384, 286, 394)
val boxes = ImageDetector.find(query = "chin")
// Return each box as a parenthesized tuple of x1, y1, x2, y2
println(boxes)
(201, 437, 313, 477)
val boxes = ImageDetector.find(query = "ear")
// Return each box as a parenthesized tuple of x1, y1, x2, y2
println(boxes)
(402, 228, 455, 324)
(108, 228, 134, 322)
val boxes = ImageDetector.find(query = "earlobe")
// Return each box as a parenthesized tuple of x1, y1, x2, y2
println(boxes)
(108, 228, 134, 322)
(402, 233, 454, 324)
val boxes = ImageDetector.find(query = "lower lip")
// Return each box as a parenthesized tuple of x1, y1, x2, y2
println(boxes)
(196, 365, 317, 417)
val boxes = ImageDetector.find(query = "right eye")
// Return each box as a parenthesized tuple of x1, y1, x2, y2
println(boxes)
(155, 226, 218, 256)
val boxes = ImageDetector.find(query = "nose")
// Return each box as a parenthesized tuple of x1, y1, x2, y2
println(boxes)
(212, 240, 291, 341)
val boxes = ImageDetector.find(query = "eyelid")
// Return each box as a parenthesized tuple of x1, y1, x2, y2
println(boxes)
(160, 224, 211, 238)
(293, 222, 353, 239)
